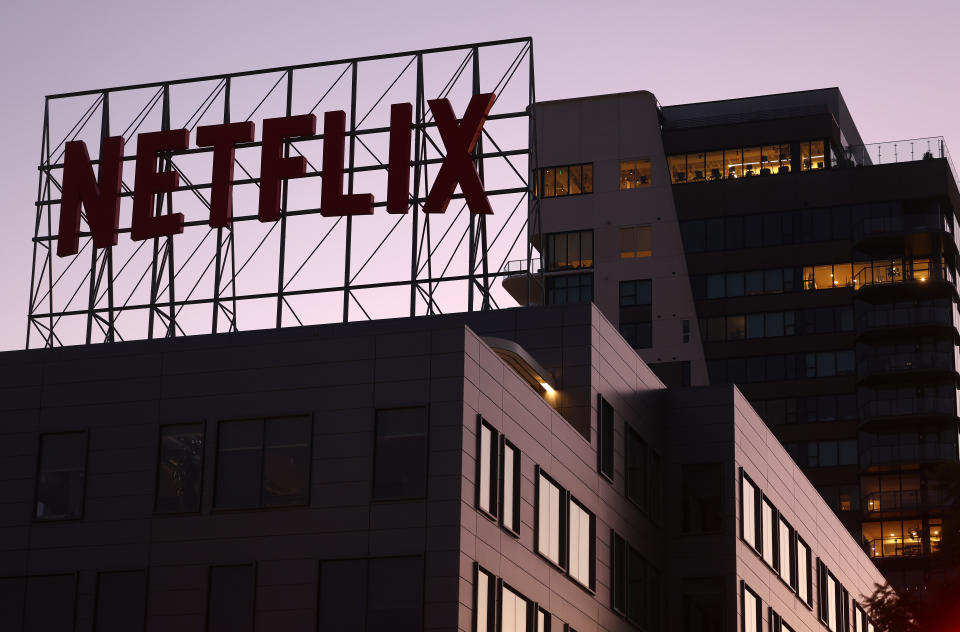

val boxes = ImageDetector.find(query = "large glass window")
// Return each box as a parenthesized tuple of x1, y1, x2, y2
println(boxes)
(156, 423, 204, 513)
(802, 141, 827, 171)
(740, 471, 760, 550)
(475, 566, 496, 632)
(742, 583, 761, 632)
(796, 537, 811, 604)
(215, 416, 311, 508)
(538, 163, 593, 198)
(545, 230, 593, 271)
(545, 273, 593, 305)
(35, 431, 87, 520)
(537, 470, 564, 566)
(619, 279, 652, 349)
(761, 497, 776, 567)
(620, 159, 652, 189)
(501, 584, 531, 632)
(619, 226, 652, 258)
(568, 498, 595, 589)
(373, 407, 427, 500)
(778, 517, 793, 586)
(477, 417, 498, 517)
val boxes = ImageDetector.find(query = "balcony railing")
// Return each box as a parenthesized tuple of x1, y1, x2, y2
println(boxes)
(865, 536, 925, 559)
(864, 489, 946, 513)
(853, 258, 956, 289)
(853, 212, 954, 244)
(857, 350, 956, 379)
(855, 303, 958, 333)
(860, 442, 960, 467)
(501, 258, 542, 275)
(837, 137, 959, 190)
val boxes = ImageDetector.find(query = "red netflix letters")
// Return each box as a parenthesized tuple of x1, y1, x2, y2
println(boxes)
(55, 93, 495, 257)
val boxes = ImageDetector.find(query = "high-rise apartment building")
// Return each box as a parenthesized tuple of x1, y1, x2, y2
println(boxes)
(523, 88, 960, 588)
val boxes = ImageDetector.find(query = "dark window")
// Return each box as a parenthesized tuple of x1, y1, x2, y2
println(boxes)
(208, 565, 254, 632)
(476, 417, 499, 517)
(626, 426, 646, 509)
(681, 463, 723, 533)
(610, 531, 627, 614)
(35, 431, 87, 520)
(320, 557, 424, 632)
(682, 577, 723, 632)
(94, 570, 147, 632)
(156, 423, 204, 513)
(598, 396, 614, 481)
(619, 279, 652, 349)
(545, 273, 593, 305)
(215, 416, 312, 508)
(374, 407, 428, 500)
(0, 575, 77, 631)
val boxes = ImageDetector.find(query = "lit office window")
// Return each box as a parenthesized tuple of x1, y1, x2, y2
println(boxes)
(477, 417, 499, 517)
(215, 416, 311, 508)
(801, 141, 827, 171)
(669, 144, 791, 183)
(545, 230, 594, 271)
(619, 279, 653, 349)
(778, 517, 793, 586)
(537, 470, 564, 566)
(740, 471, 760, 550)
(598, 395, 614, 481)
(796, 537, 811, 604)
(501, 439, 521, 534)
(619, 226, 652, 258)
(475, 566, 495, 632)
(568, 497, 595, 589)
(762, 497, 776, 567)
(742, 583, 761, 632)
(501, 584, 531, 632)
(538, 163, 593, 198)
(620, 159, 652, 189)
(373, 407, 428, 499)
(35, 431, 87, 520)
(156, 423, 204, 513)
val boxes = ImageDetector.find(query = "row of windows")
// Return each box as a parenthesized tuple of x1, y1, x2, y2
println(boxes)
(476, 565, 582, 632)
(862, 517, 943, 559)
(679, 200, 928, 253)
(707, 350, 855, 385)
(536, 163, 594, 198)
(0, 557, 425, 632)
(545, 273, 593, 305)
(536, 469, 596, 588)
(741, 471, 813, 605)
(610, 531, 661, 630)
(34, 409, 428, 521)
(742, 583, 798, 632)
(752, 394, 859, 426)
(817, 560, 849, 632)
(596, 395, 663, 522)
(692, 267, 797, 300)
(699, 305, 854, 343)
(669, 141, 823, 185)
(784, 439, 859, 468)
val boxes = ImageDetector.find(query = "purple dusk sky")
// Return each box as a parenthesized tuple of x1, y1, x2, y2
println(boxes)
(1, 0, 958, 350)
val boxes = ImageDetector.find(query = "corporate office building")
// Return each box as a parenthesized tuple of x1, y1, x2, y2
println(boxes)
(523, 87, 960, 588)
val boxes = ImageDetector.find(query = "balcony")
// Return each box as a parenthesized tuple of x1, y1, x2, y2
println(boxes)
(853, 259, 957, 300)
(501, 258, 543, 306)
(853, 212, 957, 254)
(865, 536, 925, 559)
(860, 442, 959, 468)
(855, 302, 958, 336)
(856, 350, 957, 382)
(864, 489, 947, 514)
(836, 137, 959, 187)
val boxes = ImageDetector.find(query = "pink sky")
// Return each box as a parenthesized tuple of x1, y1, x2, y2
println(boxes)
(2, 0, 958, 350)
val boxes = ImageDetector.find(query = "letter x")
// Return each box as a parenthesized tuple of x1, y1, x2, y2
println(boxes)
(424, 93, 496, 214)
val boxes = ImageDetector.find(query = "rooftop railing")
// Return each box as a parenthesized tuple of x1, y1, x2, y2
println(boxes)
(837, 137, 959, 190)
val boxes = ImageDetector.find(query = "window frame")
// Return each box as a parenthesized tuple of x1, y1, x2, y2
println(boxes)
(777, 514, 795, 589)
(34, 429, 89, 522)
(597, 395, 615, 483)
(535, 467, 567, 570)
(476, 416, 499, 520)
(567, 495, 596, 591)
(796, 535, 813, 607)
(537, 163, 593, 198)
(371, 406, 429, 501)
(499, 580, 533, 632)
(739, 469, 761, 552)
(741, 581, 762, 632)
(213, 414, 314, 510)
(500, 437, 521, 536)
(474, 563, 496, 632)
(154, 421, 205, 514)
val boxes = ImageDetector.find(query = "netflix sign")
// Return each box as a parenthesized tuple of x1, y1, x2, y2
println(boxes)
(56, 92, 496, 258)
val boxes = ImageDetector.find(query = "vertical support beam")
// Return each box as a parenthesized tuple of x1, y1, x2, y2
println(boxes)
(342, 62, 358, 322)
(409, 54, 423, 317)
(275, 70, 294, 329)
(526, 40, 541, 306)
(148, 85, 176, 339)
(212, 78, 229, 334)
(85, 92, 111, 344)
(163, 85, 178, 338)
(471, 46, 491, 311)
(467, 47, 478, 313)
(27, 100, 51, 349)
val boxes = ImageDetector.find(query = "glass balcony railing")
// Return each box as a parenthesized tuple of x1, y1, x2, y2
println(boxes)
(864, 489, 947, 513)
(865, 536, 925, 559)
(857, 351, 956, 378)
(853, 212, 954, 243)
(501, 258, 542, 275)
(853, 258, 956, 289)
(860, 442, 960, 467)
(836, 137, 959, 190)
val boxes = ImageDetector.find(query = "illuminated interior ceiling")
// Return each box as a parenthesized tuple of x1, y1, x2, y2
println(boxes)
(482, 337, 556, 395)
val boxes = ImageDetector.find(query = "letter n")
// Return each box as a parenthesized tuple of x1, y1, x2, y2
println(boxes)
(57, 137, 125, 257)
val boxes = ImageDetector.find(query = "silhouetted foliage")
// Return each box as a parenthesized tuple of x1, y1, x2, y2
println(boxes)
(865, 463, 960, 632)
